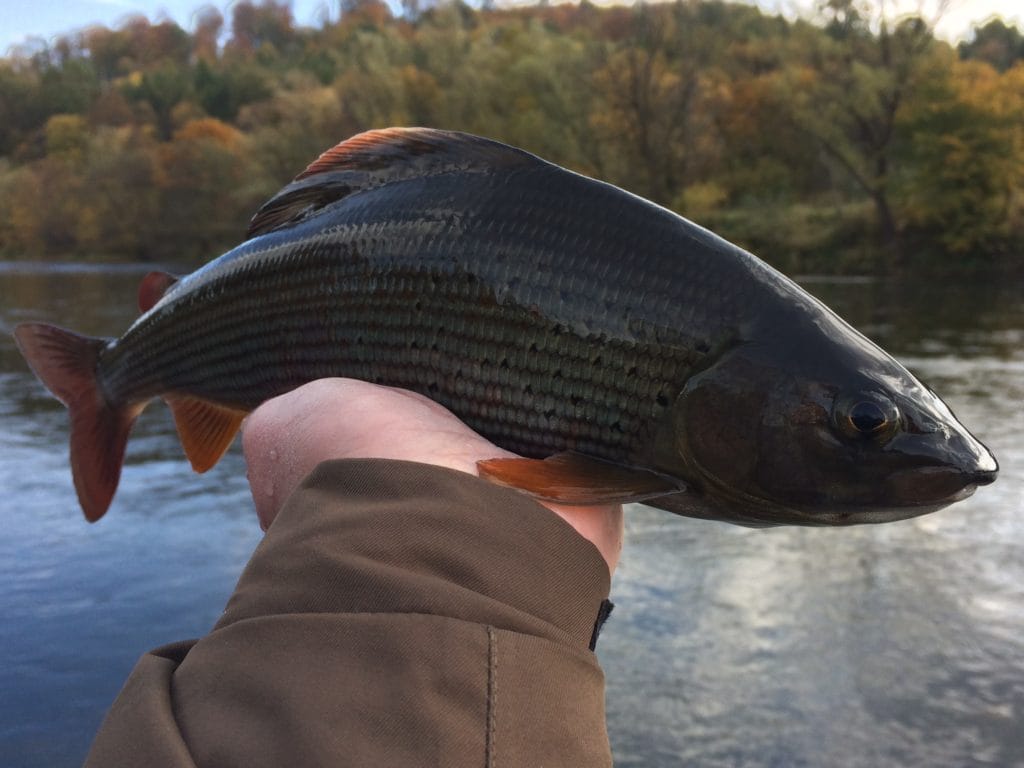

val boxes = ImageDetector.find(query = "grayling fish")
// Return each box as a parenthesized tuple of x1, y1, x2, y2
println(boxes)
(13, 128, 997, 523)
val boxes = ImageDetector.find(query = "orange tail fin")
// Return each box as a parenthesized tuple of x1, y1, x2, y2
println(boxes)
(13, 323, 144, 522)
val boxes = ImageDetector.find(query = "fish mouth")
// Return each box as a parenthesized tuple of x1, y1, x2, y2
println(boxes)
(695, 465, 996, 527)
(883, 464, 996, 506)
(968, 467, 998, 487)
(806, 466, 996, 526)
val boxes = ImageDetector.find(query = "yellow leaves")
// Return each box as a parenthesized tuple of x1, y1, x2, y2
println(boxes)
(45, 115, 88, 163)
(946, 58, 1024, 136)
(173, 118, 245, 148)
(74, 205, 102, 251)
(591, 48, 680, 139)
(674, 182, 728, 219)
(0, 166, 44, 253)
(398, 65, 441, 125)
(896, 54, 1024, 255)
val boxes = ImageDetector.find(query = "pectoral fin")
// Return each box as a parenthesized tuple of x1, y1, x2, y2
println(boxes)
(477, 452, 684, 505)
(164, 395, 248, 472)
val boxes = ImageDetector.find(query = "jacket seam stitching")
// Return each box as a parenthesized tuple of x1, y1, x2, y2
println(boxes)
(487, 625, 497, 768)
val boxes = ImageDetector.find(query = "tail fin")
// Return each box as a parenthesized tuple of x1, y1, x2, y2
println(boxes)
(13, 323, 143, 522)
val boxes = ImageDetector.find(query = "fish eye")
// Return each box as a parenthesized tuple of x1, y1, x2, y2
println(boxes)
(834, 392, 900, 440)
(849, 401, 887, 434)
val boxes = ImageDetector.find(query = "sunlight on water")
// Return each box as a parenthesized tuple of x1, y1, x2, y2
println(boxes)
(1, 265, 1021, 767)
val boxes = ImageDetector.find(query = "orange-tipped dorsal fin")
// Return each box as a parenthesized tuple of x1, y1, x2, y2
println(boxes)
(477, 452, 685, 505)
(13, 322, 146, 522)
(137, 270, 179, 313)
(247, 128, 542, 238)
(164, 394, 249, 472)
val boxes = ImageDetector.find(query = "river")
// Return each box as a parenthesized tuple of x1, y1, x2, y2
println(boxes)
(1, 263, 1021, 767)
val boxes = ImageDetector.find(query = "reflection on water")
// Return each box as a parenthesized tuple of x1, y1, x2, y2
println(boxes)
(1, 263, 1022, 767)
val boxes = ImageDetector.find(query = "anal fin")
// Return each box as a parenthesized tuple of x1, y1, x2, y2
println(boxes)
(164, 394, 249, 472)
(477, 452, 684, 505)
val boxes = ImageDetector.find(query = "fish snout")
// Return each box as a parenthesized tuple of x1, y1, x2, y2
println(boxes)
(968, 466, 998, 487)
(881, 426, 998, 507)
(953, 430, 998, 485)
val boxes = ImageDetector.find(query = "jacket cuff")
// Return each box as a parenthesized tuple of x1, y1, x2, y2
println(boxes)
(218, 459, 612, 649)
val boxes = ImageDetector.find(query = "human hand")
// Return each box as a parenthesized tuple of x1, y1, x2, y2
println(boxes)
(242, 378, 624, 573)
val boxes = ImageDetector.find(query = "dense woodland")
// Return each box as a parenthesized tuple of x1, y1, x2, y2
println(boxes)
(1, 0, 1022, 274)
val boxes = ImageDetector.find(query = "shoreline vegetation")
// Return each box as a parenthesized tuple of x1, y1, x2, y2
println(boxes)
(0, 0, 1021, 276)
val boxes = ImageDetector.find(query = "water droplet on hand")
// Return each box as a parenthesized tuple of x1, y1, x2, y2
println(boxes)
(269, 448, 278, 462)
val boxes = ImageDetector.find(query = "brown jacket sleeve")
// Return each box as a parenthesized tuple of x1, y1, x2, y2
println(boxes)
(84, 459, 613, 767)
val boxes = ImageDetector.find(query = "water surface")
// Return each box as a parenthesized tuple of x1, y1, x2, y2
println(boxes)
(1, 263, 1021, 766)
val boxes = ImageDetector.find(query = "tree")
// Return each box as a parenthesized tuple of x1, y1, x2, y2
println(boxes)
(124, 62, 192, 140)
(959, 19, 1024, 72)
(227, 0, 296, 58)
(193, 6, 224, 63)
(898, 56, 1024, 262)
(590, 3, 720, 206)
(774, 1, 936, 255)
(78, 127, 160, 257)
(155, 119, 257, 258)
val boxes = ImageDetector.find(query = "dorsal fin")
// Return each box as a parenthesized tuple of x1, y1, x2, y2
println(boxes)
(247, 128, 541, 238)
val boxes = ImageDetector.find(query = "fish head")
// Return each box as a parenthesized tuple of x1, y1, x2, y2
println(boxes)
(671, 339, 998, 526)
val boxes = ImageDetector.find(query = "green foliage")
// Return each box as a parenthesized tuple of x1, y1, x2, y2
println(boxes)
(194, 60, 272, 121)
(897, 56, 1024, 266)
(959, 18, 1024, 72)
(124, 62, 193, 139)
(0, 0, 1020, 274)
